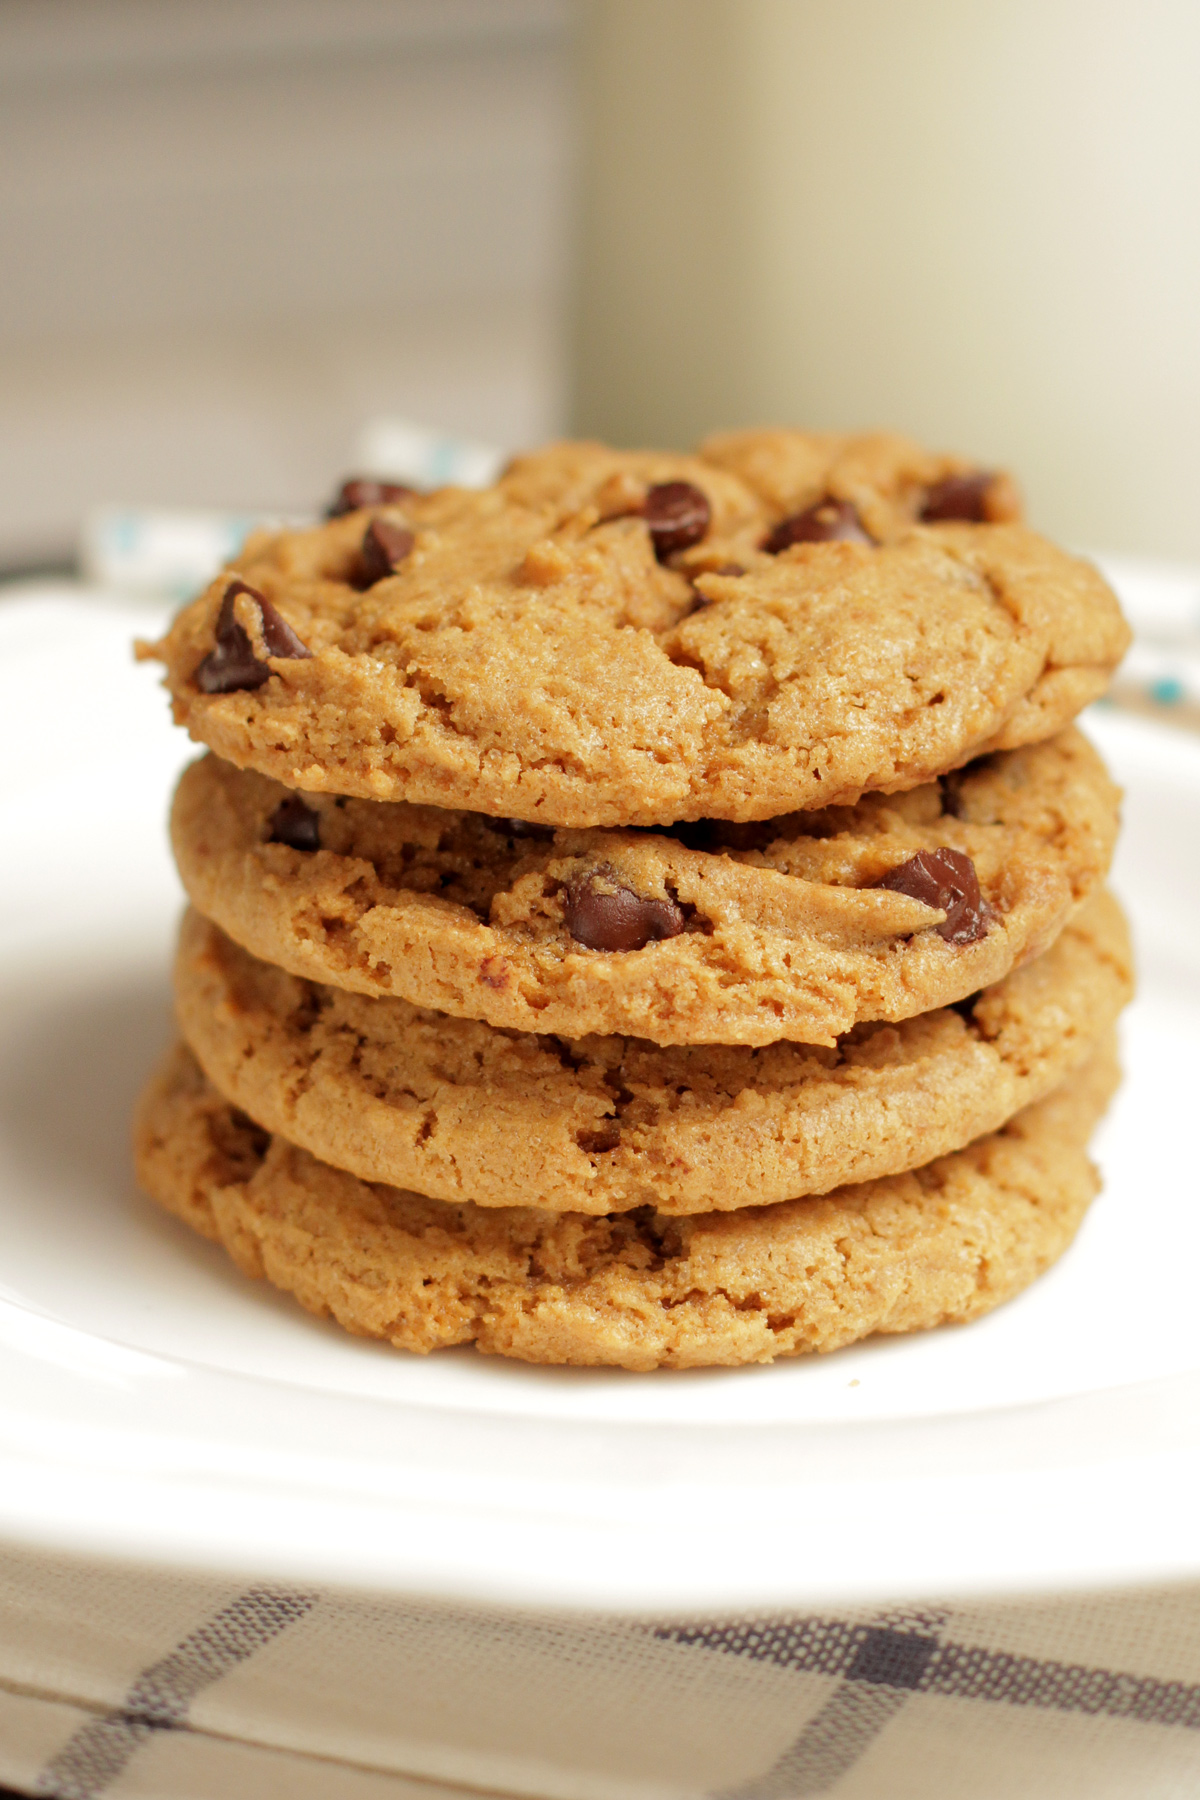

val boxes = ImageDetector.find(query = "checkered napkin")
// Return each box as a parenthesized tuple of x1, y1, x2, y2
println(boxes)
(3, 1545, 1200, 1799)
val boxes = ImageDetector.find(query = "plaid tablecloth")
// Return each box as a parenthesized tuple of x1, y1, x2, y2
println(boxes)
(2, 1547, 1199, 1798)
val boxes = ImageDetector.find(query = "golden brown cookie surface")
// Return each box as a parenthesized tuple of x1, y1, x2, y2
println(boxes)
(143, 434, 1129, 828)
(134, 1041, 1119, 1370)
(171, 728, 1119, 1045)
(174, 892, 1131, 1214)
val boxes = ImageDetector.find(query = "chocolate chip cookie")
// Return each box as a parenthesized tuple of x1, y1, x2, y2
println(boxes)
(133, 1039, 1119, 1370)
(141, 433, 1129, 829)
(173, 890, 1131, 1214)
(171, 727, 1119, 1045)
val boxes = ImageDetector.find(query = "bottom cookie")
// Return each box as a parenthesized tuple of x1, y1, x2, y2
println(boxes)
(134, 1040, 1119, 1371)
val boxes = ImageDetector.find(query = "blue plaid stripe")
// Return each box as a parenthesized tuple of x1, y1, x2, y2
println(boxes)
(655, 1606, 1200, 1796)
(33, 1588, 315, 1799)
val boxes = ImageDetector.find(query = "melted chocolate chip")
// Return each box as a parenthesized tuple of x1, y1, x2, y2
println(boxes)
(267, 795, 321, 851)
(764, 498, 870, 554)
(193, 580, 311, 694)
(878, 847, 992, 946)
(480, 815, 556, 841)
(642, 482, 711, 560)
(355, 518, 415, 589)
(920, 472, 995, 523)
(564, 870, 685, 952)
(326, 477, 417, 518)
(576, 1124, 622, 1155)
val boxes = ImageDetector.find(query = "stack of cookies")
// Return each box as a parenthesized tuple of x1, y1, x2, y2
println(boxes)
(134, 432, 1133, 1370)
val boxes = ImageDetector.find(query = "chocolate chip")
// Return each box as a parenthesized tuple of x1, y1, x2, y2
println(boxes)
(326, 477, 417, 518)
(193, 580, 312, 694)
(920, 472, 996, 523)
(643, 482, 711, 560)
(257, 595, 312, 659)
(564, 870, 685, 952)
(763, 498, 870, 554)
(576, 1124, 622, 1155)
(267, 795, 321, 851)
(481, 815, 555, 842)
(193, 589, 265, 693)
(354, 518, 415, 589)
(878, 847, 992, 946)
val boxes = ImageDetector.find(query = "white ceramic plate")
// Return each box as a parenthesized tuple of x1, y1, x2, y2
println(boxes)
(1, 590, 1198, 1615)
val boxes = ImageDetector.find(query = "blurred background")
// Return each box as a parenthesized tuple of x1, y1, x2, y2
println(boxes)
(3, 0, 1200, 577)
(0, 0, 572, 572)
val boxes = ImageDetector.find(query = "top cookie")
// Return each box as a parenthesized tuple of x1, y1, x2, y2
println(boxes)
(144, 432, 1129, 828)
